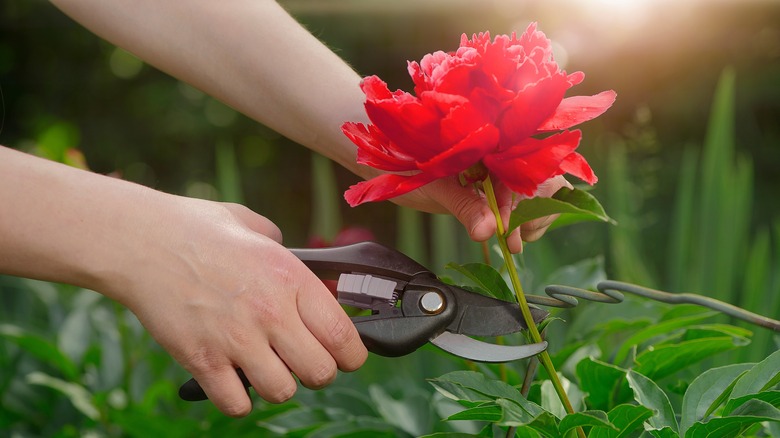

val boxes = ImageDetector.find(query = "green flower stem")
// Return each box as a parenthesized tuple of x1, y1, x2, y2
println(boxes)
(482, 176, 584, 438)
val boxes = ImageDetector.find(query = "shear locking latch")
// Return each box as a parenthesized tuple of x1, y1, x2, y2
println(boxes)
(337, 274, 399, 309)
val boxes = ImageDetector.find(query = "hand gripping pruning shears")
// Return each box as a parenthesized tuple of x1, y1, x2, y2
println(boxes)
(178, 241, 549, 401)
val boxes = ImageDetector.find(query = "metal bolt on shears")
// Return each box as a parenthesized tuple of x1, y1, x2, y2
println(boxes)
(179, 241, 549, 401)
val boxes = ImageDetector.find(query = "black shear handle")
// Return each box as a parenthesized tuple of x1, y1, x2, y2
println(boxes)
(290, 241, 430, 281)
(179, 369, 251, 402)
(177, 313, 451, 401)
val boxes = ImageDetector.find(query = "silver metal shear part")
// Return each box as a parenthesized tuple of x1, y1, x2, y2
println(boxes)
(291, 241, 549, 362)
(178, 241, 548, 402)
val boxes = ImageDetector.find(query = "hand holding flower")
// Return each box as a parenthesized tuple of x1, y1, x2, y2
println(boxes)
(341, 24, 616, 429)
(342, 24, 615, 246)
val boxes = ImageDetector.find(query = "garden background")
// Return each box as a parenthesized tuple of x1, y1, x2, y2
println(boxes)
(1, 0, 779, 436)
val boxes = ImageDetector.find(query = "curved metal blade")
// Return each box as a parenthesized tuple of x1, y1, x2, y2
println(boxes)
(447, 287, 549, 336)
(429, 332, 547, 363)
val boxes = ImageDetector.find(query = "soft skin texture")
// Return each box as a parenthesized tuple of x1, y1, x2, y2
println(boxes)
(3, 0, 564, 415)
(48, 0, 555, 249)
(0, 146, 367, 416)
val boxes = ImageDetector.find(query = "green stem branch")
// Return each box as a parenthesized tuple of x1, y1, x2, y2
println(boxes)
(482, 176, 584, 438)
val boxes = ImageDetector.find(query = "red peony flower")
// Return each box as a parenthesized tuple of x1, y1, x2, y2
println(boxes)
(342, 23, 616, 206)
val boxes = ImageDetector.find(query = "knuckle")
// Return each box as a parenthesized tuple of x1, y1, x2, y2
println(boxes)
(182, 348, 225, 375)
(450, 191, 478, 223)
(265, 382, 297, 404)
(243, 292, 285, 328)
(220, 399, 252, 418)
(303, 361, 337, 389)
(327, 317, 367, 372)
(328, 315, 357, 350)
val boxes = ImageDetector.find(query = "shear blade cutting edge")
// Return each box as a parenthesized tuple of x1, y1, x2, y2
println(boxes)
(430, 332, 548, 362)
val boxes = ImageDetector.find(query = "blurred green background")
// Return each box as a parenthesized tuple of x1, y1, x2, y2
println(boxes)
(1, 0, 779, 436)
(2, 0, 779, 251)
(1, 0, 779, 250)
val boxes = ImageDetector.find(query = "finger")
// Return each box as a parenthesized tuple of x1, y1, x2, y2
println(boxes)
(537, 175, 572, 197)
(423, 178, 496, 243)
(194, 365, 254, 417)
(498, 200, 524, 254)
(516, 176, 570, 243)
(294, 267, 367, 372)
(520, 214, 559, 242)
(268, 317, 339, 390)
(239, 346, 299, 404)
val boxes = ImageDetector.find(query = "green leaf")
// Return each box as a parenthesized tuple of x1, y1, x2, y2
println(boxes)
(256, 406, 334, 435)
(446, 402, 503, 422)
(613, 312, 717, 366)
(58, 289, 102, 365)
(729, 349, 780, 399)
(0, 324, 79, 380)
(369, 384, 432, 437)
(679, 363, 754, 436)
(496, 398, 559, 435)
(430, 371, 557, 434)
(109, 409, 202, 438)
(429, 371, 545, 423)
(26, 371, 99, 420)
(508, 187, 614, 234)
(444, 262, 515, 302)
(658, 304, 713, 322)
(575, 357, 626, 411)
(723, 391, 780, 416)
(540, 377, 584, 419)
(443, 398, 557, 434)
(589, 404, 654, 438)
(681, 324, 752, 343)
(305, 417, 401, 438)
(634, 336, 742, 381)
(419, 433, 483, 438)
(685, 399, 780, 438)
(558, 410, 616, 435)
(626, 370, 678, 433)
(648, 428, 678, 438)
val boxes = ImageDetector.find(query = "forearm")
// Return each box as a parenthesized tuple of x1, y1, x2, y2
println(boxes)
(0, 146, 163, 299)
(50, 0, 372, 177)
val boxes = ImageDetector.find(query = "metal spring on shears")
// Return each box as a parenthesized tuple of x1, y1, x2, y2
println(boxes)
(525, 280, 780, 332)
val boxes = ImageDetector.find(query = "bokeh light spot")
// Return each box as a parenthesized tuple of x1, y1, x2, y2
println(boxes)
(109, 47, 143, 79)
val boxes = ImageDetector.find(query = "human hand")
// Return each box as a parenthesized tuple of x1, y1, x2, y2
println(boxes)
(392, 175, 572, 253)
(106, 196, 367, 417)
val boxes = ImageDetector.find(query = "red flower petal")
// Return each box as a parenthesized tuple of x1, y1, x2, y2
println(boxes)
(436, 97, 492, 146)
(362, 77, 444, 162)
(417, 123, 500, 177)
(538, 90, 617, 132)
(561, 151, 598, 185)
(566, 71, 585, 87)
(344, 172, 438, 207)
(342, 25, 613, 207)
(341, 122, 416, 172)
(497, 72, 569, 147)
(483, 130, 583, 196)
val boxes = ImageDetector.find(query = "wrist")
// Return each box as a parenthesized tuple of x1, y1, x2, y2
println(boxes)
(0, 147, 174, 303)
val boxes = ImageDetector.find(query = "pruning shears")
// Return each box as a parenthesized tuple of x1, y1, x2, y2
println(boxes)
(178, 241, 549, 401)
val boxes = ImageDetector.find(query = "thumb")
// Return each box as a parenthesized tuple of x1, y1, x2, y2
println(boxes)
(423, 178, 496, 243)
(222, 203, 283, 244)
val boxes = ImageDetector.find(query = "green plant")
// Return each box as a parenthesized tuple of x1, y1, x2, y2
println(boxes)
(423, 308, 779, 437)
(3, 54, 778, 437)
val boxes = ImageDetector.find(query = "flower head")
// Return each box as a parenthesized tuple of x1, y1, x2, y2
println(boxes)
(342, 23, 616, 206)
